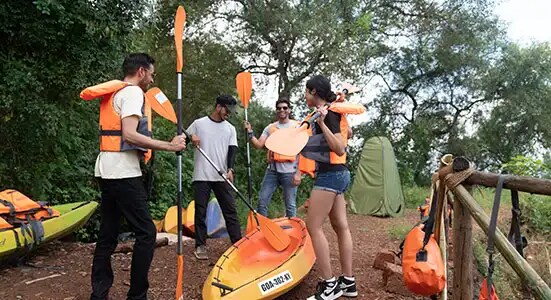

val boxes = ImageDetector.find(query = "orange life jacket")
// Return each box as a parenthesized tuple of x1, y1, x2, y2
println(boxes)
(80, 80, 152, 163)
(0, 216, 12, 230)
(0, 189, 60, 227)
(298, 102, 366, 178)
(266, 120, 300, 163)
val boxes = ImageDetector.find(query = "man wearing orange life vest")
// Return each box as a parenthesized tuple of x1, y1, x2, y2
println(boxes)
(82, 53, 187, 300)
(244, 97, 302, 217)
(302, 75, 359, 300)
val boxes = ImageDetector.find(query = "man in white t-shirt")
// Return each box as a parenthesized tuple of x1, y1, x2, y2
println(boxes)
(244, 97, 302, 217)
(187, 95, 242, 260)
(90, 53, 186, 300)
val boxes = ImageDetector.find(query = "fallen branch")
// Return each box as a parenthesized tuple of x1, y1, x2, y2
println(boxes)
(114, 237, 169, 254)
(25, 274, 62, 285)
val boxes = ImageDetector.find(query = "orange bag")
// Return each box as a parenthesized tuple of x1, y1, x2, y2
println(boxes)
(479, 278, 499, 300)
(401, 186, 445, 296)
(401, 224, 446, 296)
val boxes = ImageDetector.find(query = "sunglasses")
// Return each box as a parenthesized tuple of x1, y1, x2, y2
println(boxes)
(276, 106, 289, 111)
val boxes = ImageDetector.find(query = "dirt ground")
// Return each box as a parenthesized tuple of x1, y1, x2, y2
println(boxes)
(0, 211, 422, 300)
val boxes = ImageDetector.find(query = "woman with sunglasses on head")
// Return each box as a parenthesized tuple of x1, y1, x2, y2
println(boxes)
(300, 75, 359, 300)
(244, 97, 301, 217)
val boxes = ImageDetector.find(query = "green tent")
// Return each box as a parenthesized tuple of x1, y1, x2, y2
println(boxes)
(348, 136, 405, 217)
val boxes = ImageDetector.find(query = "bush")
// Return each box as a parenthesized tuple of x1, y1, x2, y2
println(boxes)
(521, 194, 551, 235)
(402, 185, 430, 209)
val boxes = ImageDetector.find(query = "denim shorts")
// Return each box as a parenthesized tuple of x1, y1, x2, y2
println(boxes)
(313, 170, 351, 195)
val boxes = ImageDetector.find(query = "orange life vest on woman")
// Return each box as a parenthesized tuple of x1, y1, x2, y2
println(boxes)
(298, 102, 365, 178)
(266, 120, 300, 163)
(80, 80, 152, 163)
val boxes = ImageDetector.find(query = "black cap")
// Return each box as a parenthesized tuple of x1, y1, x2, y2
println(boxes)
(216, 94, 237, 113)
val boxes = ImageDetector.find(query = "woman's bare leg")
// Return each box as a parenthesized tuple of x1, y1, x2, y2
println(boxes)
(329, 194, 353, 276)
(306, 189, 337, 279)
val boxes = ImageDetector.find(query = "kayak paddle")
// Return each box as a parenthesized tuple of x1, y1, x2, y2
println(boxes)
(173, 5, 186, 300)
(236, 71, 258, 234)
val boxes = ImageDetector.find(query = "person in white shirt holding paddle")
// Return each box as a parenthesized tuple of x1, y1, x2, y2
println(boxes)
(187, 95, 243, 260)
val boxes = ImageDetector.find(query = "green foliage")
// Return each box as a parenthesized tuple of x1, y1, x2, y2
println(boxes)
(502, 155, 551, 178)
(402, 185, 430, 209)
(387, 224, 411, 240)
(0, 0, 146, 204)
(521, 195, 551, 235)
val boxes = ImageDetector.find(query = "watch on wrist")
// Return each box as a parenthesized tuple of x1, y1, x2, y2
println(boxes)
(247, 131, 254, 140)
(227, 168, 234, 173)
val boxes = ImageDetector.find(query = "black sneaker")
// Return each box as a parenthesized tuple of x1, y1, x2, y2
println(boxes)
(307, 278, 343, 300)
(338, 275, 358, 297)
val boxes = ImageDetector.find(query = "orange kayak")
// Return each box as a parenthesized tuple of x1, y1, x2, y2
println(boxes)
(203, 217, 315, 299)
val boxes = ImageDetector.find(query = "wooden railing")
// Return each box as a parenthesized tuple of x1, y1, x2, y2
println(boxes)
(432, 156, 551, 300)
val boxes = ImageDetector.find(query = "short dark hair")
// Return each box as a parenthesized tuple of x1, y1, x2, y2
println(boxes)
(306, 75, 337, 102)
(122, 53, 155, 77)
(215, 94, 237, 106)
(275, 97, 291, 109)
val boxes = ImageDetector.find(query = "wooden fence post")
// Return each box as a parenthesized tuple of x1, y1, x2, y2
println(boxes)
(452, 185, 473, 300)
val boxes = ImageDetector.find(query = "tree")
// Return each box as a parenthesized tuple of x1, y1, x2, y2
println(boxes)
(360, 0, 508, 184)
(207, 0, 373, 100)
(0, 0, 148, 202)
(475, 44, 551, 168)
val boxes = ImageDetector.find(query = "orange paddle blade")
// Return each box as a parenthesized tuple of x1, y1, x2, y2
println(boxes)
(145, 87, 177, 124)
(236, 72, 252, 108)
(176, 254, 184, 300)
(256, 213, 290, 251)
(265, 126, 309, 156)
(174, 6, 186, 73)
(246, 211, 257, 235)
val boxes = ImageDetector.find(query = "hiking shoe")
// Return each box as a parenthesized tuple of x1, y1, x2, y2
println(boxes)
(338, 275, 358, 297)
(194, 245, 208, 260)
(307, 278, 343, 300)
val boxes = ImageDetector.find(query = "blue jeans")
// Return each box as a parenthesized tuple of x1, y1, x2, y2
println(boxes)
(313, 170, 350, 194)
(257, 169, 297, 217)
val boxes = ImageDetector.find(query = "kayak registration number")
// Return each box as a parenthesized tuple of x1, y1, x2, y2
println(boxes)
(258, 270, 294, 296)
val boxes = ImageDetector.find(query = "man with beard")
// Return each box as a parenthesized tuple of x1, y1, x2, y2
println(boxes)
(244, 97, 301, 217)
(187, 95, 243, 260)
(85, 53, 187, 300)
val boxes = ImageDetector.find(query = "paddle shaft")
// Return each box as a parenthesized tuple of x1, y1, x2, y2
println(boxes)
(183, 130, 257, 213)
(244, 108, 253, 205)
(176, 72, 183, 256)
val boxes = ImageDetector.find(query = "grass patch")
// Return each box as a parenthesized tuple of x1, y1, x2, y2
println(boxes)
(387, 224, 412, 240)
(473, 235, 523, 299)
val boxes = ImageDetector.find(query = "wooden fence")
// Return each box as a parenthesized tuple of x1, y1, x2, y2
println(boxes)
(432, 155, 551, 300)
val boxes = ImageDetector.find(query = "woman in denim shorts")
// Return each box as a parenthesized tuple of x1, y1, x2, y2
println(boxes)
(303, 75, 356, 300)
